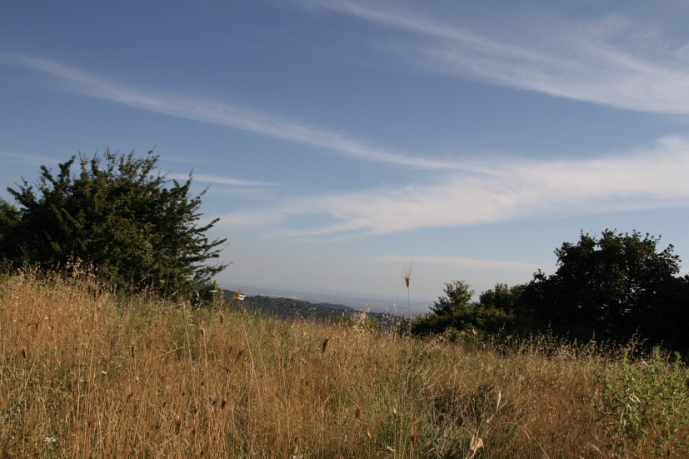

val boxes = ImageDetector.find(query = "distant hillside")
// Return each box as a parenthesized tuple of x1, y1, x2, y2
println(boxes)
(237, 286, 428, 315)
(223, 289, 400, 330)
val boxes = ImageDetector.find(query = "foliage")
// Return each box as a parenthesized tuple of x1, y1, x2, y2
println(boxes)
(477, 282, 527, 314)
(594, 348, 689, 458)
(413, 304, 520, 339)
(0, 150, 227, 296)
(0, 198, 21, 269)
(428, 280, 474, 315)
(523, 229, 686, 347)
(414, 280, 538, 339)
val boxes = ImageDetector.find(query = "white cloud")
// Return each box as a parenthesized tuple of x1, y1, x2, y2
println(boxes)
(215, 136, 689, 235)
(298, 0, 689, 114)
(0, 53, 491, 173)
(166, 172, 276, 187)
(0, 151, 59, 166)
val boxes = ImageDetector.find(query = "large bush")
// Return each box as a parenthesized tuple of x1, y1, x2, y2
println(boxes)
(523, 230, 688, 348)
(0, 150, 227, 296)
(413, 281, 537, 339)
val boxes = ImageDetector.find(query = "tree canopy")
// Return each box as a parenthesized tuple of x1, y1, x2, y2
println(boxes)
(478, 283, 526, 314)
(413, 230, 688, 351)
(428, 280, 474, 315)
(413, 280, 533, 338)
(0, 150, 228, 296)
(523, 229, 685, 345)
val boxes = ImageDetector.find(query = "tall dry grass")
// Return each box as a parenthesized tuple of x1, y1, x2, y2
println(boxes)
(0, 271, 685, 458)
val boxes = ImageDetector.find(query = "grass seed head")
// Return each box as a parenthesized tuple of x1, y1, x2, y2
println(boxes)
(411, 428, 419, 444)
(401, 263, 413, 288)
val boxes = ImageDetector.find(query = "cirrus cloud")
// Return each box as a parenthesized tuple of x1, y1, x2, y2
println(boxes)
(297, 0, 689, 114)
(0, 53, 491, 173)
(216, 136, 689, 235)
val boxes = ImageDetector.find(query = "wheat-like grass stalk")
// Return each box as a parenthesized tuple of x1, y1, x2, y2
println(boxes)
(401, 262, 413, 337)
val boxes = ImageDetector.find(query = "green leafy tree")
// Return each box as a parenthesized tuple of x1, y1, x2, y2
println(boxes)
(415, 280, 537, 338)
(429, 280, 474, 315)
(478, 283, 526, 314)
(1, 150, 228, 296)
(524, 230, 683, 345)
(0, 199, 21, 271)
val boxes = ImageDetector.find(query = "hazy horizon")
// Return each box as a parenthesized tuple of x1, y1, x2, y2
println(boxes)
(224, 283, 432, 316)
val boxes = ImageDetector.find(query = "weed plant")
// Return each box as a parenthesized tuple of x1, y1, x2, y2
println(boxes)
(0, 271, 687, 458)
(594, 348, 689, 458)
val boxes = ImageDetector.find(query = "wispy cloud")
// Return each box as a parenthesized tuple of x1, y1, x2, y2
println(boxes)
(166, 172, 276, 187)
(0, 150, 59, 167)
(216, 136, 689, 235)
(0, 53, 491, 173)
(298, 0, 689, 114)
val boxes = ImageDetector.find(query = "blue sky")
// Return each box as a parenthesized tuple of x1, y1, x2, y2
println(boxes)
(2, 0, 689, 311)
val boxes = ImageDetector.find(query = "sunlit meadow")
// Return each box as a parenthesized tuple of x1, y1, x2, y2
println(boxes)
(1, 271, 687, 458)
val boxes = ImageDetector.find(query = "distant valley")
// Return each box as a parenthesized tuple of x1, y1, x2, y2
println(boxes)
(222, 289, 403, 330)
(227, 285, 430, 315)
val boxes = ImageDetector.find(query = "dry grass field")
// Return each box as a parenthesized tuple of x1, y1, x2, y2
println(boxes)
(1, 271, 687, 458)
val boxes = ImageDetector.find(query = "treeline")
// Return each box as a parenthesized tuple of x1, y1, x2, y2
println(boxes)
(414, 230, 689, 353)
